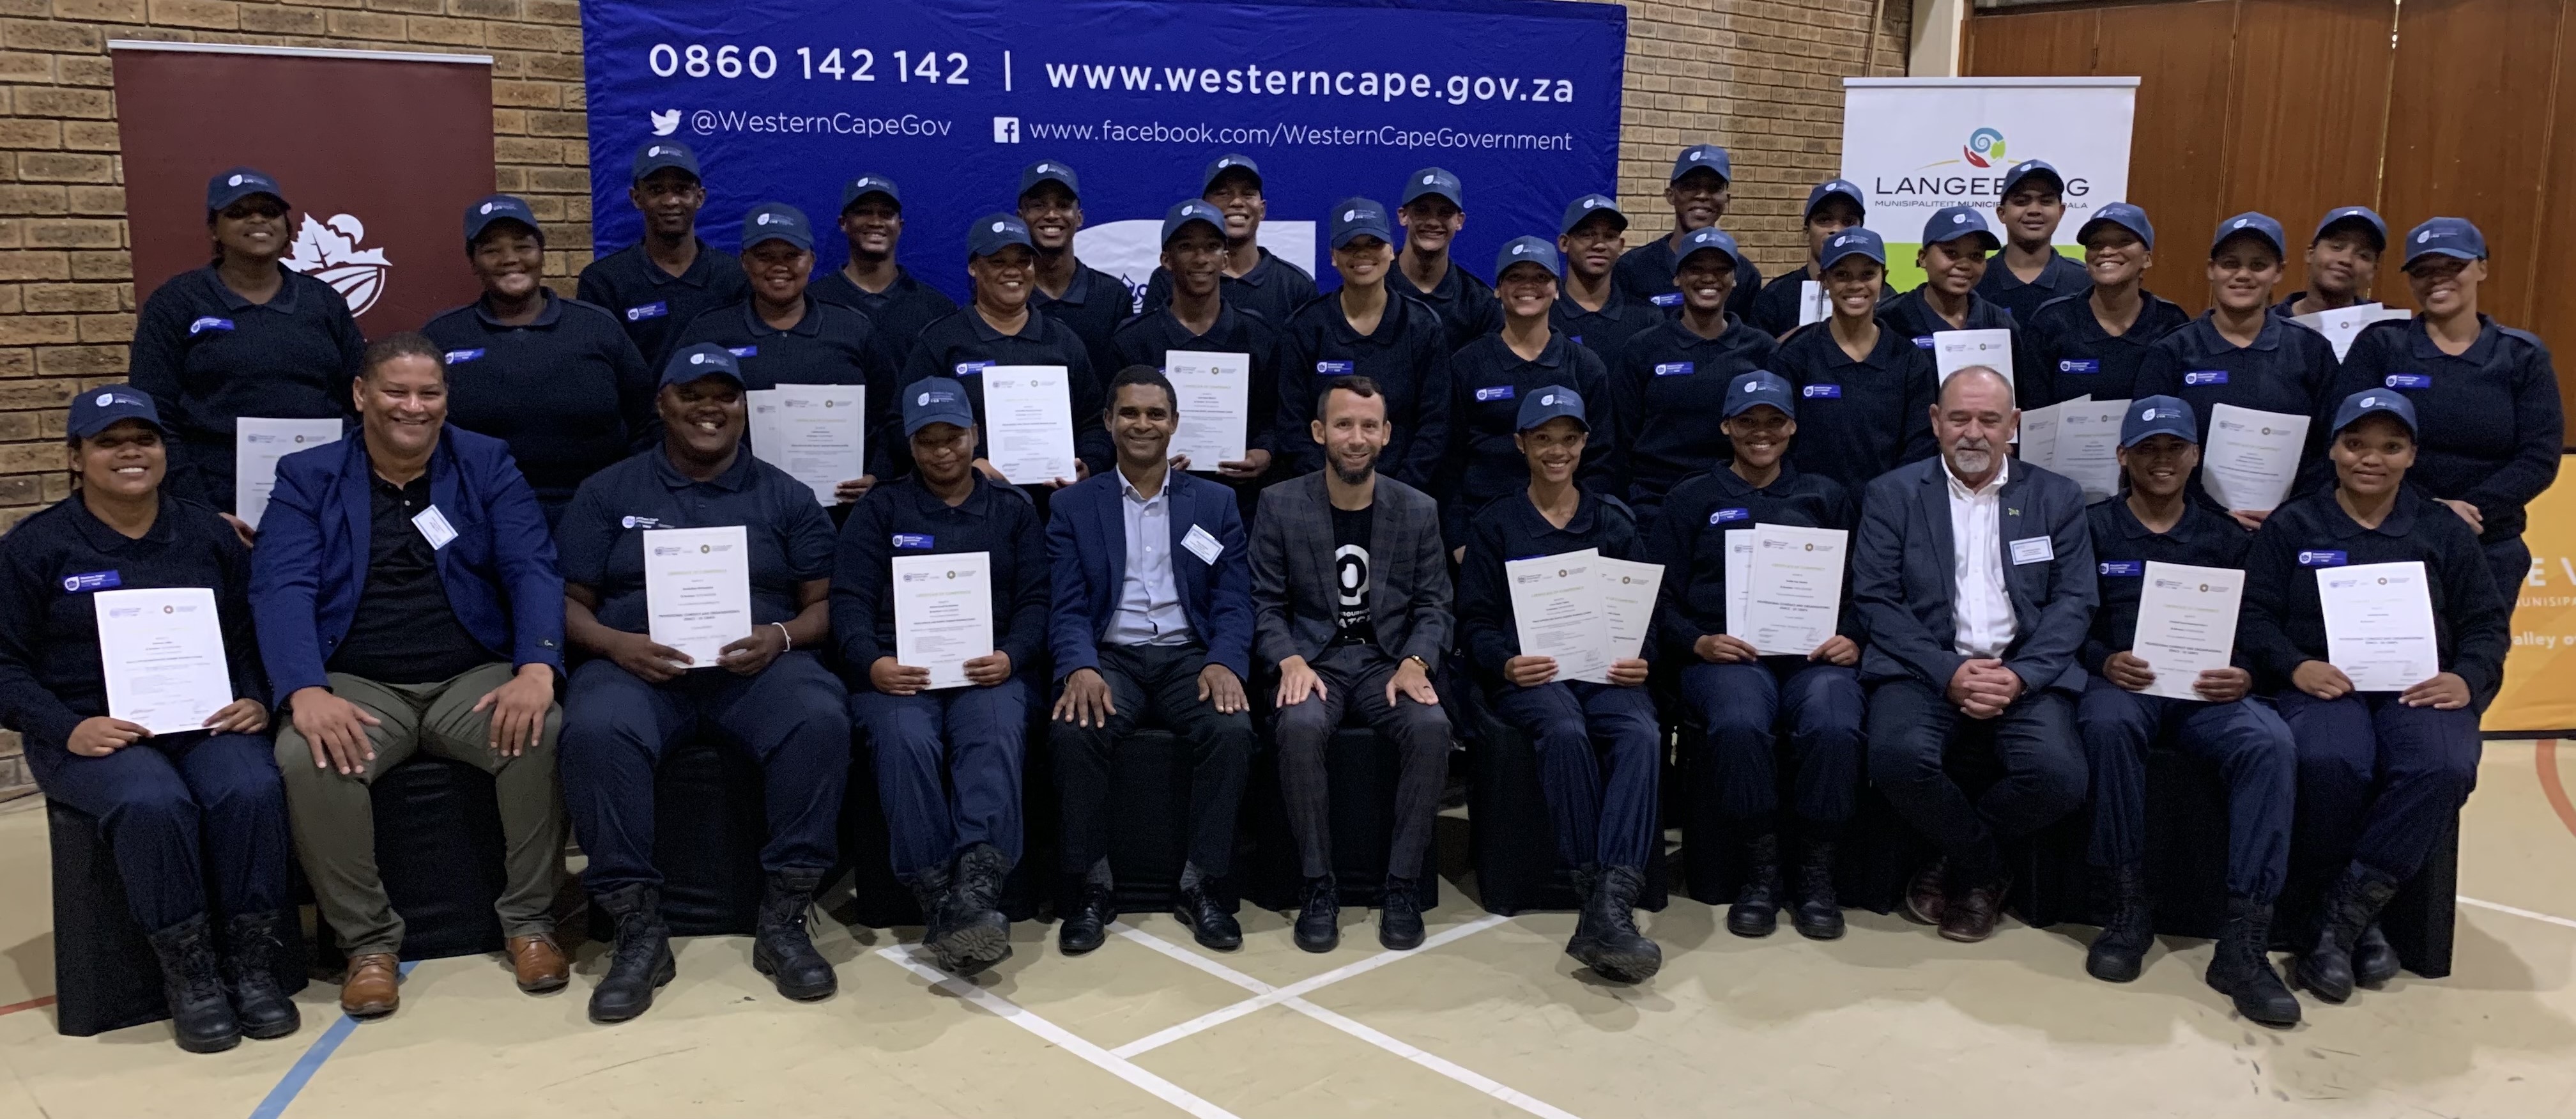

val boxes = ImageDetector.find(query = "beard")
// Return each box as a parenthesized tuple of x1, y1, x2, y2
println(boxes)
(1330, 453, 1377, 486)
(1948, 440, 1995, 477)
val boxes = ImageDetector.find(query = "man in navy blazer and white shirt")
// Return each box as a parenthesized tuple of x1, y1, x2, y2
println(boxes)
(1854, 365, 2096, 945)
(1047, 365, 1259, 955)
(250, 332, 568, 1017)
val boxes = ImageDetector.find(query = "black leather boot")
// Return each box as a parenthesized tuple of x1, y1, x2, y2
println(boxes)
(2292, 863, 2400, 1005)
(1379, 877, 1425, 951)
(942, 844, 1015, 976)
(2085, 863, 2155, 984)
(1791, 837, 1844, 940)
(1058, 881, 1117, 955)
(222, 911, 301, 1040)
(1582, 865, 1662, 983)
(2352, 922, 2401, 989)
(146, 914, 239, 1053)
(1563, 865, 1604, 971)
(753, 867, 837, 1001)
(910, 863, 958, 968)
(588, 884, 675, 1024)
(1726, 833, 1782, 938)
(2206, 897, 2301, 1028)
(1293, 874, 1340, 953)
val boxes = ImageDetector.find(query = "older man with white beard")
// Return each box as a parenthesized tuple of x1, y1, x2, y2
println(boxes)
(1851, 366, 2097, 944)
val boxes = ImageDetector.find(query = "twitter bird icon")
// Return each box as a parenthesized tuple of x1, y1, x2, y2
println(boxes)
(650, 109, 680, 136)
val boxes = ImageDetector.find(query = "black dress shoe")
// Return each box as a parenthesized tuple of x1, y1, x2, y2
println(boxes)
(1174, 883, 1243, 951)
(1378, 877, 1425, 951)
(1293, 875, 1339, 953)
(1059, 883, 1117, 955)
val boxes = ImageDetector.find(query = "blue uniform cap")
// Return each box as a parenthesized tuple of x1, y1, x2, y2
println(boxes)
(1018, 159, 1080, 200)
(1496, 236, 1561, 280)
(903, 378, 977, 437)
(1162, 199, 1226, 247)
(206, 166, 286, 212)
(1330, 197, 1393, 249)
(2211, 212, 2287, 259)
(1202, 153, 1262, 193)
(2313, 206, 2388, 251)
(2332, 387, 2418, 438)
(463, 193, 541, 249)
(1723, 370, 1795, 420)
(2076, 201, 2155, 250)
(742, 202, 814, 252)
(1923, 205, 2002, 252)
(1818, 227, 1887, 270)
(661, 343, 745, 390)
(631, 141, 702, 185)
(840, 174, 900, 211)
(1516, 384, 1588, 432)
(2000, 159, 2066, 199)
(1560, 194, 1627, 236)
(1804, 178, 1865, 220)
(2119, 395, 2198, 449)
(1401, 166, 1464, 209)
(68, 384, 167, 439)
(2403, 217, 2487, 268)
(1673, 226, 1741, 274)
(1669, 144, 1731, 185)
(968, 213, 1035, 259)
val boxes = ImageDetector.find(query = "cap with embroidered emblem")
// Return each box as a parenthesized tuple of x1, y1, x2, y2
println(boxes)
(1723, 370, 1795, 419)
(903, 377, 976, 436)
(68, 383, 169, 439)
(2119, 394, 2197, 448)
(661, 342, 745, 390)
(1516, 384, 1588, 431)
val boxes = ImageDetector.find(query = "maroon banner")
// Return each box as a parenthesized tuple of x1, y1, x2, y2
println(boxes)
(112, 43, 494, 334)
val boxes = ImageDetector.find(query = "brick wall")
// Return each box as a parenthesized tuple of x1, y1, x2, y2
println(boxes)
(0, 0, 1905, 798)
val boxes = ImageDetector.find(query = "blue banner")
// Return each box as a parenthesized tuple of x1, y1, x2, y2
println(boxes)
(582, 0, 1625, 305)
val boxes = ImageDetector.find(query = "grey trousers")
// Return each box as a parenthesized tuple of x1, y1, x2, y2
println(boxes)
(1272, 645, 1453, 882)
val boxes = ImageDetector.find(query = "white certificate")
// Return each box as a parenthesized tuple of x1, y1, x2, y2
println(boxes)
(94, 587, 234, 736)
(642, 525, 752, 668)
(1797, 281, 1829, 327)
(1595, 556, 1664, 661)
(2052, 397, 2128, 503)
(1505, 548, 1610, 684)
(2020, 397, 2067, 471)
(2131, 562, 2243, 700)
(747, 385, 864, 505)
(2290, 302, 2411, 362)
(892, 551, 994, 691)
(1164, 350, 1250, 469)
(981, 366, 1078, 484)
(2317, 560, 2440, 691)
(233, 417, 342, 529)
(2202, 403, 2310, 513)
(1744, 525, 1848, 656)
(1933, 328, 2014, 388)
(1724, 529, 1752, 637)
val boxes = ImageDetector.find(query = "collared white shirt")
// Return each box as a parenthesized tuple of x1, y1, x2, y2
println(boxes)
(1106, 467, 1194, 647)
(1946, 456, 2016, 658)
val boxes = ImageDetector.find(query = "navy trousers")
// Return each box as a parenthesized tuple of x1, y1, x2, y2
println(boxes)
(31, 731, 290, 932)
(849, 677, 1033, 881)
(1491, 679, 1661, 870)
(1051, 643, 1257, 879)
(561, 652, 852, 891)
(2075, 677, 2295, 902)
(1865, 677, 2087, 883)
(1680, 660, 1864, 832)
(2280, 690, 2480, 884)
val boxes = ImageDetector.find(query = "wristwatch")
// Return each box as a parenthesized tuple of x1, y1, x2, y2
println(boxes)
(1403, 654, 1430, 673)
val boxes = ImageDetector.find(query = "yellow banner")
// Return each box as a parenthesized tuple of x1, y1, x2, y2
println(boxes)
(2485, 454, 2576, 734)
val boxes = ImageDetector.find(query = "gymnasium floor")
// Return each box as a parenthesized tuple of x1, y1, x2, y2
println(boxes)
(3, 743, 2572, 1119)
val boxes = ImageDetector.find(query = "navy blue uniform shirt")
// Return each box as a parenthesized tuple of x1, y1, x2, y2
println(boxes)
(831, 472, 1050, 689)
(1439, 330, 1616, 546)
(2238, 488, 2510, 706)
(575, 238, 751, 371)
(809, 264, 957, 365)
(1143, 248, 1320, 331)
(424, 291, 653, 511)
(1745, 265, 1885, 338)
(1031, 261, 1137, 380)
(672, 296, 899, 481)
(1107, 303, 1286, 459)
(556, 445, 837, 636)
(1611, 235, 1761, 323)
(1278, 289, 1451, 488)
(894, 306, 1112, 481)
(1877, 285, 2034, 382)
(1391, 258, 1503, 354)
(2333, 316, 2563, 544)
(2133, 314, 2340, 509)
(1457, 488, 1650, 679)
(2022, 289, 2193, 408)
(1646, 463, 1859, 661)
(2081, 497, 2252, 674)
(1551, 287, 1660, 379)
(0, 493, 264, 755)
(129, 265, 365, 510)
(1975, 251, 2092, 324)
(1606, 315, 1779, 507)
(1770, 318, 1938, 493)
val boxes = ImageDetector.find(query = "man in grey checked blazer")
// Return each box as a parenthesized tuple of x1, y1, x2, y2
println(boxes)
(1251, 376, 1455, 954)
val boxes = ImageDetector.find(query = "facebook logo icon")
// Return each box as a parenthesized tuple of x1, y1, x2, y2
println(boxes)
(992, 116, 1020, 143)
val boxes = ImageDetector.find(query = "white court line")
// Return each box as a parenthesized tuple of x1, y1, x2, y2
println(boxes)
(2460, 895, 2576, 932)
(873, 946, 1245, 1119)
(1108, 920, 1584, 1119)
(1110, 913, 1509, 1058)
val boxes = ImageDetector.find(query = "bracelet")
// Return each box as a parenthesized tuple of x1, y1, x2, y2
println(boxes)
(772, 622, 792, 651)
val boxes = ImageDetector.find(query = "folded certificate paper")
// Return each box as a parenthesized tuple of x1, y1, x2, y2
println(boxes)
(1505, 548, 1610, 684)
(747, 385, 863, 505)
(981, 366, 1078, 484)
(2289, 302, 2411, 361)
(234, 417, 343, 529)
(643, 525, 752, 668)
(2132, 562, 2242, 700)
(892, 550, 994, 691)
(2202, 403, 2310, 513)
(1933, 328, 2014, 388)
(95, 587, 234, 735)
(1164, 350, 1251, 469)
(2317, 560, 2439, 692)
(1594, 556, 1665, 661)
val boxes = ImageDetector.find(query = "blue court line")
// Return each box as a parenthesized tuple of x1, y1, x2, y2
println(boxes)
(247, 960, 418, 1119)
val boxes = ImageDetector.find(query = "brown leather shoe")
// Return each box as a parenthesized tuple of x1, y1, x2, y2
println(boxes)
(1938, 878, 2010, 943)
(1903, 858, 1947, 925)
(508, 934, 570, 993)
(340, 953, 400, 1018)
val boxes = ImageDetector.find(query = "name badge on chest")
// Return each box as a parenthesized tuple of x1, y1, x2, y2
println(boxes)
(1182, 523, 1223, 565)
(61, 569, 120, 593)
(412, 505, 458, 550)
(2297, 549, 2348, 567)
(624, 302, 668, 322)
(1802, 384, 1841, 399)
(892, 533, 934, 550)
(1653, 361, 1696, 377)
(2384, 373, 2431, 390)
(1651, 292, 1683, 307)
(2009, 536, 2054, 565)
(1315, 360, 1354, 375)
(2059, 359, 2100, 374)
(2182, 369, 2229, 386)
(2098, 560, 2142, 577)
(1475, 385, 1515, 402)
